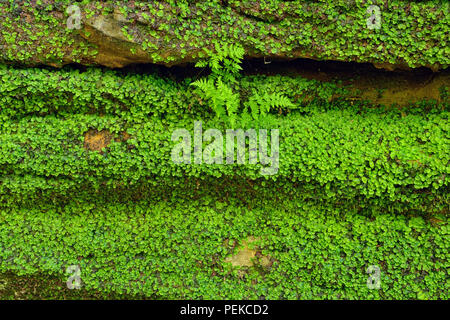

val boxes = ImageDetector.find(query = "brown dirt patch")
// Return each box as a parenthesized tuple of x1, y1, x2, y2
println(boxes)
(83, 129, 114, 153)
(225, 236, 272, 269)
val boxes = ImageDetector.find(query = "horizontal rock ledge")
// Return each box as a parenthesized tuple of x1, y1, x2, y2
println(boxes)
(0, 1, 448, 71)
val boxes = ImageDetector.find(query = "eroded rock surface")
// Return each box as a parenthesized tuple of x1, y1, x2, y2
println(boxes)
(225, 237, 272, 269)
(0, 1, 448, 70)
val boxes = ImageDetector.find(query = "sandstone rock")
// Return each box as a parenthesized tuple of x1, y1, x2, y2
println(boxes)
(225, 236, 272, 269)
(0, 1, 447, 71)
(83, 129, 113, 153)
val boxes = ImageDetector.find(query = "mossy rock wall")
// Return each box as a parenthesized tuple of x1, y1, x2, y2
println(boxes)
(0, 61, 449, 299)
(0, 0, 448, 69)
(0, 1, 449, 300)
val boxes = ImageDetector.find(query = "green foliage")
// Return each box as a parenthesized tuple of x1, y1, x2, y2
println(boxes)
(191, 42, 244, 126)
(0, 194, 448, 299)
(191, 43, 295, 126)
(0, 272, 145, 300)
(0, 1, 448, 68)
(191, 76, 241, 125)
(194, 42, 245, 84)
(0, 61, 448, 299)
(0, 63, 448, 215)
(0, 63, 444, 123)
(246, 90, 295, 120)
(0, 100, 448, 214)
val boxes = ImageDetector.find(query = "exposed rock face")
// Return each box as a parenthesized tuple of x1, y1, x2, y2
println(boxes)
(83, 129, 131, 153)
(83, 129, 113, 153)
(0, 1, 448, 70)
(225, 237, 272, 269)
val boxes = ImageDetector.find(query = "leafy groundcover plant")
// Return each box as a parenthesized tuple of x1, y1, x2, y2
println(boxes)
(0, 40, 448, 299)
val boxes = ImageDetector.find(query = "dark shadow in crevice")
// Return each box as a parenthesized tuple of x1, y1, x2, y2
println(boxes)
(117, 57, 448, 85)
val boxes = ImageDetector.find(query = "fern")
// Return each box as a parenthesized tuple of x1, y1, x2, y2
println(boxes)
(215, 77, 240, 126)
(194, 41, 244, 83)
(191, 41, 294, 126)
(246, 91, 295, 120)
(191, 42, 244, 125)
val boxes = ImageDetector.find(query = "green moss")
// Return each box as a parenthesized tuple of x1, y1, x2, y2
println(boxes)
(0, 63, 446, 122)
(0, 63, 448, 215)
(0, 272, 151, 299)
(0, 9, 448, 298)
(0, 194, 448, 299)
(0, 0, 448, 68)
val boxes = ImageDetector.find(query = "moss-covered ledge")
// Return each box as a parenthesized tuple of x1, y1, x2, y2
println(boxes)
(0, 0, 448, 70)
